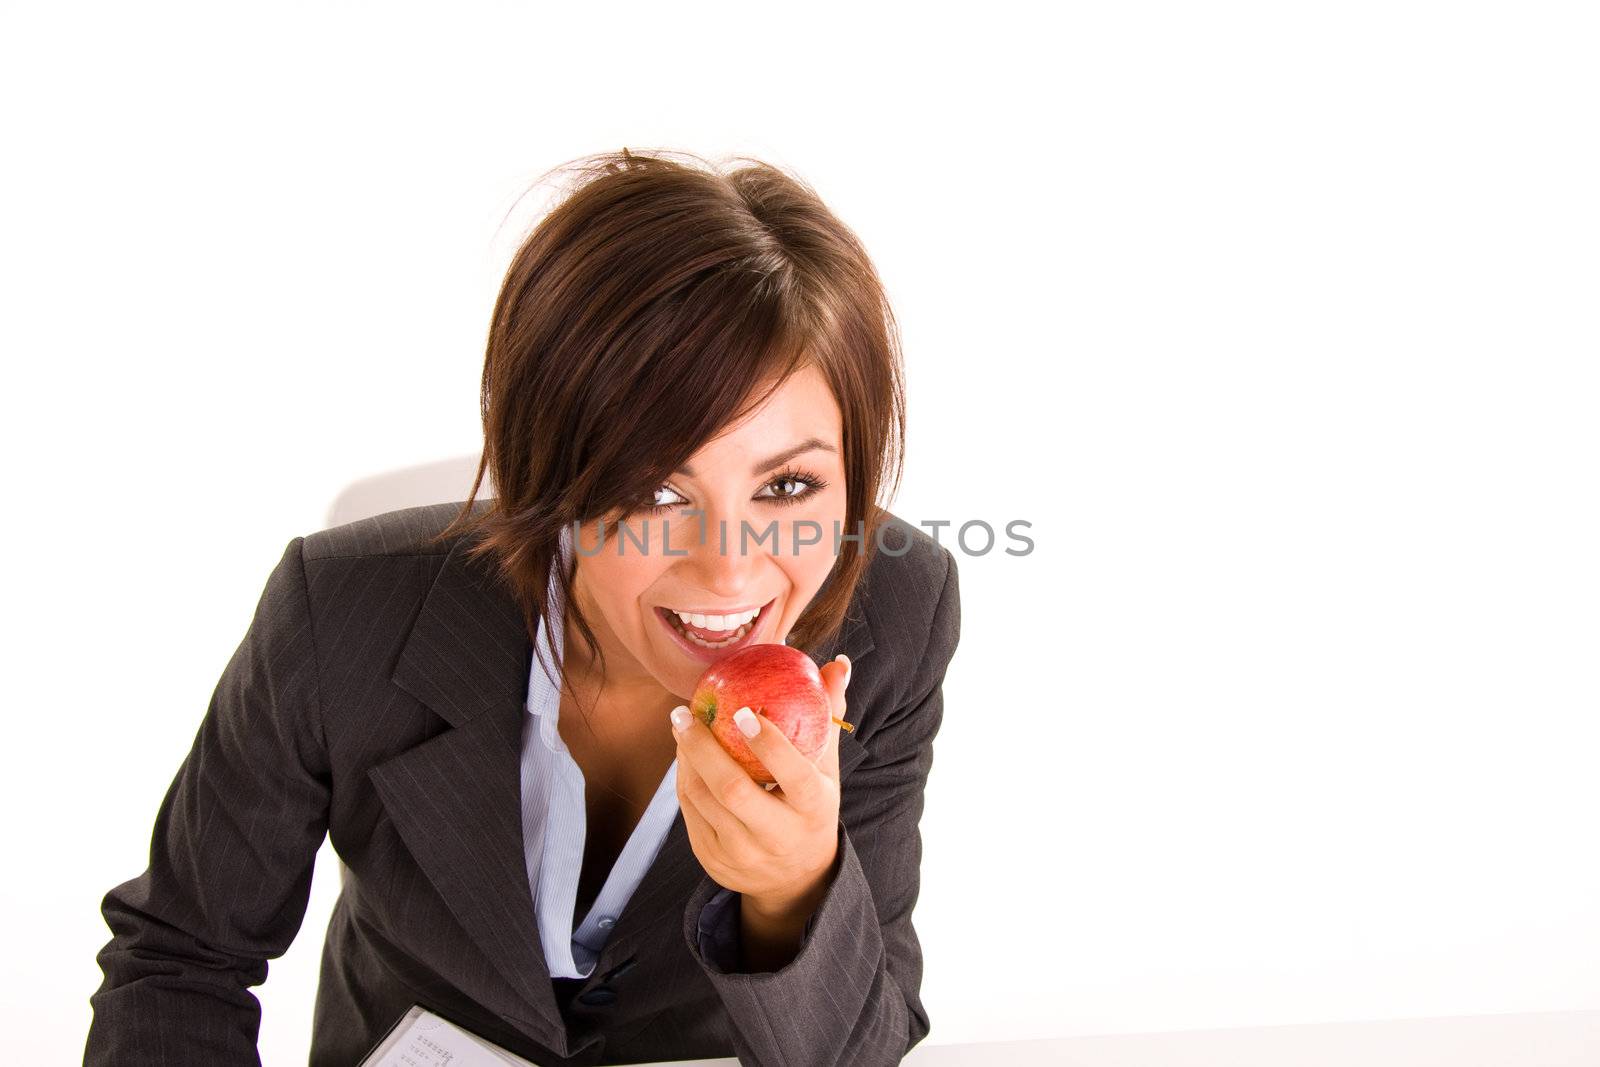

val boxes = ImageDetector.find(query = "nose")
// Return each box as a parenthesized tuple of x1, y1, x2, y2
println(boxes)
(670, 506, 765, 601)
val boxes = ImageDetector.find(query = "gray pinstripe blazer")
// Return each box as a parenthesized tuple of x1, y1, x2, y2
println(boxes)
(85, 499, 961, 1066)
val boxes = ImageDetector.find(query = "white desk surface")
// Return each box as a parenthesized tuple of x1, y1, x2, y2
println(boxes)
(626, 1009, 1600, 1066)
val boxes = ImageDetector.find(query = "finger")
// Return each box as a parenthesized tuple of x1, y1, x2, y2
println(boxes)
(732, 704, 826, 811)
(675, 743, 749, 845)
(676, 771, 723, 857)
(823, 656, 852, 722)
(821, 696, 841, 783)
(737, 650, 851, 803)
(820, 655, 850, 779)
(671, 703, 781, 835)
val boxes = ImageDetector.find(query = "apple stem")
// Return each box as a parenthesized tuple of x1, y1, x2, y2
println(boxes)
(831, 716, 854, 733)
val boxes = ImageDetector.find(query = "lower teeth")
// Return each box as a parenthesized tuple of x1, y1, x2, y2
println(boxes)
(672, 615, 754, 649)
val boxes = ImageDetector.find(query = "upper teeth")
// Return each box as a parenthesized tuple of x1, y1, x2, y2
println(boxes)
(673, 606, 761, 632)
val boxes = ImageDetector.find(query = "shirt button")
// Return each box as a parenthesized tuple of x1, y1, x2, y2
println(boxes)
(597, 916, 615, 929)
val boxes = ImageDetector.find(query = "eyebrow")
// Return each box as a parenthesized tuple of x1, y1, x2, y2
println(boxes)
(675, 437, 837, 478)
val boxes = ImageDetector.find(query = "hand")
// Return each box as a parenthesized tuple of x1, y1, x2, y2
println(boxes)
(670, 653, 852, 916)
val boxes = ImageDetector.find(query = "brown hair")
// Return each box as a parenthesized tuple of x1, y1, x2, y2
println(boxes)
(434, 147, 906, 690)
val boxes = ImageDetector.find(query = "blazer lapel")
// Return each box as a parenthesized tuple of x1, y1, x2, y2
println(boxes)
(366, 534, 570, 1050)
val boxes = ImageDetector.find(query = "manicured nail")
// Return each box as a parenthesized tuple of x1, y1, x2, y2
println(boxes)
(670, 705, 690, 733)
(734, 706, 760, 738)
(834, 653, 852, 688)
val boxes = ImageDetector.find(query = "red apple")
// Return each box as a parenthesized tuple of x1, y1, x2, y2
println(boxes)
(689, 643, 839, 783)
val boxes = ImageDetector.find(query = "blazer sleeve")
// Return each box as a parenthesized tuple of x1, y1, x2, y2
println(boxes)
(681, 546, 961, 1067)
(84, 536, 332, 1064)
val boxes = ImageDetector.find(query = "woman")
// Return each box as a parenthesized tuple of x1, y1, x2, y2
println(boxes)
(85, 148, 962, 1066)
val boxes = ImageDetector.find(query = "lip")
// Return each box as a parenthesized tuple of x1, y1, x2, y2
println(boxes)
(654, 597, 775, 664)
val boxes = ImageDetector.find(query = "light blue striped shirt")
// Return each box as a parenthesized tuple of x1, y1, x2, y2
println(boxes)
(519, 526, 736, 978)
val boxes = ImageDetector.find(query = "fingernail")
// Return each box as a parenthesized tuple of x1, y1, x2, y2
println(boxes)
(734, 706, 760, 738)
(834, 653, 852, 687)
(670, 705, 690, 733)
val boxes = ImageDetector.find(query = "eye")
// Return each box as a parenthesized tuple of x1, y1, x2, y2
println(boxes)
(643, 484, 690, 514)
(638, 466, 830, 514)
(755, 466, 829, 507)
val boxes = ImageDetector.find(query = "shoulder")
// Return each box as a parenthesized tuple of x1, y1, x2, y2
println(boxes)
(855, 511, 962, 684)
(856, 512, 955, 608)
(301, 499, 484, 562)
(287, 501, 505, 745)
(294, 501, 497, 662)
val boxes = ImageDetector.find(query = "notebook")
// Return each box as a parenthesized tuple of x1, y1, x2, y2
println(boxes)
(357, 1004, 543, 1066)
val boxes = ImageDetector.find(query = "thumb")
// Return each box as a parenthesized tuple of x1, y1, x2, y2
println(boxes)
(822, 653, 852, 777)
(824, 653, 851, 722)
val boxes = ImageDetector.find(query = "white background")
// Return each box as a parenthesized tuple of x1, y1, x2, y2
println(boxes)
(4, 1, 1597, 1060)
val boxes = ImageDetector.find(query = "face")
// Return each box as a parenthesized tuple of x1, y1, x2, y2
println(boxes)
(565, 363, 847, 703)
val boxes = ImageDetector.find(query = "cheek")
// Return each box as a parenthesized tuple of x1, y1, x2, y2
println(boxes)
(783, 542, 839, 610)
(582, 554, 665, 630)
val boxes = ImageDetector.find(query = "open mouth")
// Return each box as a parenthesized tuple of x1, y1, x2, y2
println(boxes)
(654, 597, 775, 659)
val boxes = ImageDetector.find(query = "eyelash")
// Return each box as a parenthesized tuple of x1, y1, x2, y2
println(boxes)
(642, 466, 830, 514)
